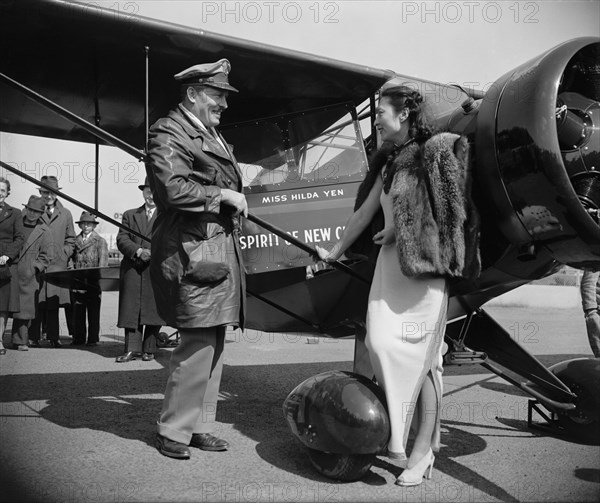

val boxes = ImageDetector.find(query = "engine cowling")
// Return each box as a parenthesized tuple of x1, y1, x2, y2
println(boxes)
(475, 37, 600, 269)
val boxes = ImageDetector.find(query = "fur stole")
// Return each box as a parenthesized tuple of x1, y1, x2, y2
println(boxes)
(390, 133, 481, 279)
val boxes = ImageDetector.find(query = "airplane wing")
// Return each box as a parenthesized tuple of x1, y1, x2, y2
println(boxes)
(0, 0, 393, 150)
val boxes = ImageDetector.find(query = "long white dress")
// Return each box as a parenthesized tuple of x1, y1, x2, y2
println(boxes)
(366, 181, 448, 461)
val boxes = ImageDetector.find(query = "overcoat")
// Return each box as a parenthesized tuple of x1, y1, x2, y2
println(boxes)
(13, 219, 53, 320)
(72, 231, 109, 269)
(116, 205, 164, 328)
(0, 203, 25, 312)
(39, 200, 76, 305)
(146, 104, 245, 329)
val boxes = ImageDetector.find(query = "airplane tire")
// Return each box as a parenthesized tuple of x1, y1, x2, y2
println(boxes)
(306, 448, 375, 481)
(550, 358, 600, 445)
(556, 413, 600, 444)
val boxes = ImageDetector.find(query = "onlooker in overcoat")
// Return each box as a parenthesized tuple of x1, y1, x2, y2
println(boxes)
(115, 178, 164, 362)
(30, 175, 76, 348)
(11, 196, 53, 351)
(71, 211, 109, 346)
(0, 177, 25, 355)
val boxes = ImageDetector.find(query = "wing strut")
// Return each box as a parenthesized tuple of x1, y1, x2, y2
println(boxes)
(144, 45, 150, 153)
(0, 159, 150, 243)
(0, 72, 146, 162)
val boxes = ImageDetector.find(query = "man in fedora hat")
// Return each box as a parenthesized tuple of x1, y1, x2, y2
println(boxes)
(30, 175, 76, 348)
(115, 177, 164, 362)
(10, 196, 53, 351)
(70, 211, 108, 346)
(147, 59, 247, 459)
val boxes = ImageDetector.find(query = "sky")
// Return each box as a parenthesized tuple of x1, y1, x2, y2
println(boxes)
(1, 0, 599, 245)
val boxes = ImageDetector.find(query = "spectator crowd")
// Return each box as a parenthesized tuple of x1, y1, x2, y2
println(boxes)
(0, 175, 165, 359)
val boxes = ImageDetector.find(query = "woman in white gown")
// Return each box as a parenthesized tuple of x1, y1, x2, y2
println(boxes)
(317, 85, 480, 486)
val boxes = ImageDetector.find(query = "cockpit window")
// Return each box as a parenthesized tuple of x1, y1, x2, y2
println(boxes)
(221, 103, 368, 192)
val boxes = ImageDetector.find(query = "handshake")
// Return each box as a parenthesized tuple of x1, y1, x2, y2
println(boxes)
(137, 248, 152, 262)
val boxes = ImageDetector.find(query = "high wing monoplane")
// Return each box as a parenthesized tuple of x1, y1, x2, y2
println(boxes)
(1, 0, 599, 481)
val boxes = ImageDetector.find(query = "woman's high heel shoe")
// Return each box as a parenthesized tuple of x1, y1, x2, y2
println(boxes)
(395, 448, 434, 486)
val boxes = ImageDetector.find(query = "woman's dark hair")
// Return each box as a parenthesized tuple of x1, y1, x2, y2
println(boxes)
(380, 85, 434, 144)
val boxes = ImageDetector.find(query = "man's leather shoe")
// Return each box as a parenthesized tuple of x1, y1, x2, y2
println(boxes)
(115, 351, 142, 363)
(190, 433, 229, 451)
(29, 341, 40, 348)
(156, 434, 190, 459)
(50, 340, 62, 348)
(142, 352, 154, 361)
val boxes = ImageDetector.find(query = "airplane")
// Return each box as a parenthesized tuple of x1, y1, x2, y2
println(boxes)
(1, 0, 599, 482)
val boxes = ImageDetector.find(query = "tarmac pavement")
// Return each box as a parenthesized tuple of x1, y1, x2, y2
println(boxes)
(1, 292, 599, 503)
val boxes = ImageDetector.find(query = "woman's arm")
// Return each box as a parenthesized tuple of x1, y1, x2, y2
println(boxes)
(316, 175, 383, 261)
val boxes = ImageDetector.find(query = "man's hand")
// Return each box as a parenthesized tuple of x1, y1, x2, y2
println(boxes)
(221, 188, 248, 217)
(139, 249, 151, 262)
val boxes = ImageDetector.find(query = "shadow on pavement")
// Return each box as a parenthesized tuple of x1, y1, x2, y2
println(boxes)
(2, 353, 588, 501)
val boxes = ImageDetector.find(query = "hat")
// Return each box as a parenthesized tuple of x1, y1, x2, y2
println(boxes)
(76, 211, 99, 225)
(174, 58, 239, 93)
(39, 175, 62, 191)
(23, 195, 45, 213)
(138, 177, 150, 191)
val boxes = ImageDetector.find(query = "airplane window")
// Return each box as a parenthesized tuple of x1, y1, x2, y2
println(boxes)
(222, 104, 368, 192)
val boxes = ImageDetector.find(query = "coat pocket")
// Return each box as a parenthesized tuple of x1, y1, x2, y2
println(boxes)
(180, 220, 231, 285)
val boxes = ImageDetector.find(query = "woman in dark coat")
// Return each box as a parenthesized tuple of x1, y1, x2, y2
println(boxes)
(0, 177, 25, 355)
(11, 195, 53, 350)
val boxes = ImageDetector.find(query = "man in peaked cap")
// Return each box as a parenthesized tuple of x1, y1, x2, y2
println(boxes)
(146, 58, 247, 459)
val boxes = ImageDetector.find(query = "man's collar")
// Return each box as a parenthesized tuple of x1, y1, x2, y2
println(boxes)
(180, 106, 209, 132)
(180, 105, 222, 139)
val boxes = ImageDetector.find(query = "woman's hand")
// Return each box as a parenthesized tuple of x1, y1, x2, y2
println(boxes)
(315, 244, 340, 263)
(372, 227, 395, 246)
(0, 255, 9, 266)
